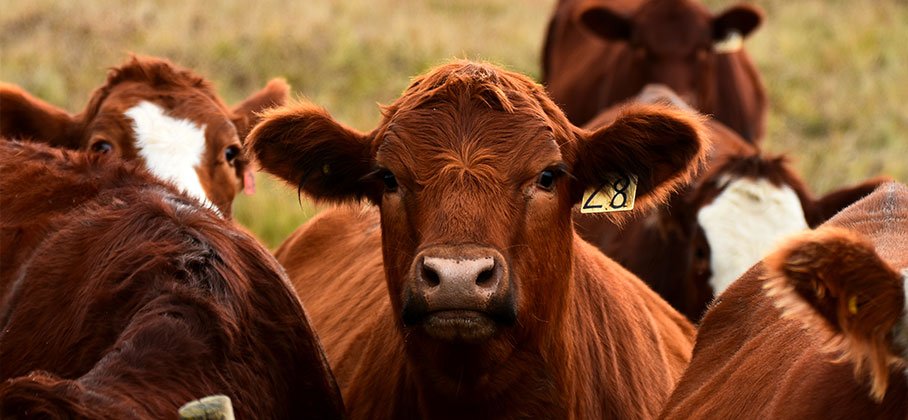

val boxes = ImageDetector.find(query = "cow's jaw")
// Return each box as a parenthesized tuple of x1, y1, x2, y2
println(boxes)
(125, 101, 216, 213)
(698, 177, 808, 295)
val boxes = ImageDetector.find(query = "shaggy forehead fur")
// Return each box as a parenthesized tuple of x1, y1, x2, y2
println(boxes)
(373, 61, 574, 188)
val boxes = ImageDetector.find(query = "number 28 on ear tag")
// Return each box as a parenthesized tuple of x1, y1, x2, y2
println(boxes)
(581, 173, 638, 214)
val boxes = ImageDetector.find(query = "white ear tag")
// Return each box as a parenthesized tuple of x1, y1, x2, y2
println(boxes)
(714, 31, 743, 54)
(581, 173, 638, 214)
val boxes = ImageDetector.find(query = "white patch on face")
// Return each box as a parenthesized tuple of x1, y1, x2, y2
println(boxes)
(698, 177, 809, 295)
(124, 101, 215, 211)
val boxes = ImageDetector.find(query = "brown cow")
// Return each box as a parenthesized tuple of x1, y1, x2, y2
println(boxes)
(542, 0, 767, 142)
(660, 182, 908, 418)
(0, 55, 288, 216)
(249, 60, 705, 418)
(575, 85, 888, 321)
(0, 141, 344, 419)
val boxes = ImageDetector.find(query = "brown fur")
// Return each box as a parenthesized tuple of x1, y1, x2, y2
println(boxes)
(0, 55, 289, 216)
(0, 141, 343, 419)
(251, 60, 702, 418)
(542, 0, 767, 142)
(661, 182, 908, 418)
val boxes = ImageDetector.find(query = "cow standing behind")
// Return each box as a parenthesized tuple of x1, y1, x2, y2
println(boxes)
(574, 85, 887, 321)
(0, 55, 288, 216)
(660, 182, 908, 418)
(542, 0, 767, 142)
(249, 60, 705, 419)
(0, 141, 344, 419)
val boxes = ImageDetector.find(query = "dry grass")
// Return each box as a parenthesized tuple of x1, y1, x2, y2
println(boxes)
(2, 0, 905, 247)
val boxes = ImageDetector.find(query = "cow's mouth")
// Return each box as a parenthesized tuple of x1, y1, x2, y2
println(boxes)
(421, 310, 497, 342)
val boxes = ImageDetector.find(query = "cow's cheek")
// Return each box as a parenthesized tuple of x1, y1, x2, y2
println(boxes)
(380, 193, 417, 306)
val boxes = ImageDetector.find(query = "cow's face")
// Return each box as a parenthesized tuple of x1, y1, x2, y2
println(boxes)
(578, 0, 763, 109)
(0, 56, 288, 217)
(250, 61, 707, 384)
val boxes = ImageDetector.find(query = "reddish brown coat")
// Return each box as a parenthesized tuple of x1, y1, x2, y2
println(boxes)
(250, 61, 703, 419)
(0, 56, 288, 216)
(660, 182, 908, 418)
(543, 0, 767, 142)
(0, 141, 343, 419)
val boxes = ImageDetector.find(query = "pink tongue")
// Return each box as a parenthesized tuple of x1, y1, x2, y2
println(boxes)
(243, 169, 256, 195)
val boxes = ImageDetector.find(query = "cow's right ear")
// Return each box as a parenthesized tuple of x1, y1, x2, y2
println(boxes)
(577, 2, 632, 41)
(764, 227, 905, 402)
(246, 102, 378, 204)
(0, 83, 79, 148)
(713, 4, 763, 40)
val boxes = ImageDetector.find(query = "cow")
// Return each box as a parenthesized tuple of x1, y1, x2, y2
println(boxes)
(0, 141, 344, 419)
(0, 55, 289, 216)
(574, 84, 888, 321)
(660, 182, 908, 418)
(542, 0, 767, 143)
(248, 60, 707, 418)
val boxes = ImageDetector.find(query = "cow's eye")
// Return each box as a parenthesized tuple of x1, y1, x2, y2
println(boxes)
(90, 140, 113, 154)
(536, 169, 557, 191)
(381, 170, 398, 192)
(224, 145, 241, 164)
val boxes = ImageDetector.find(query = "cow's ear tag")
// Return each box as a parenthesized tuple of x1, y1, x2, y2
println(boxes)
(581, 173, 637, 214)
(714, 31, 743, 54)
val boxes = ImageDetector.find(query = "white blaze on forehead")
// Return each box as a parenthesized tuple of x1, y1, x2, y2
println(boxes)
(124, 101, 215, 211)
(699, 177, 809, 296)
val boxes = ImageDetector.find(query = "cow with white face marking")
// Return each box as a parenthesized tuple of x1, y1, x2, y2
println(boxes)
(0, 55, 289, 216)
(682, 154, 889, 316)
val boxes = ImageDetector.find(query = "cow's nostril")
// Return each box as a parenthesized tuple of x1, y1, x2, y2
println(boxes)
(476, 268, 495, 286)
(422, 265, 440, 287)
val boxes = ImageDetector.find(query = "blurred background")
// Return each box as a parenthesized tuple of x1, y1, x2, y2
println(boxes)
(2, 0, 905, 248)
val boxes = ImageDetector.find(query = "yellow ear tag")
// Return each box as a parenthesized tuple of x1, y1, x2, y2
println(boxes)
(848, 295, 859, 315)
(581, 173, 638, 214)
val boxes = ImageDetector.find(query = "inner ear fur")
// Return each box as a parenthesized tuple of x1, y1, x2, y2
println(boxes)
(713, 4, 763, 39)
(246, 101, 377, 204)
(231, 78, 291, 141)
(0, 83, 79, 148)
(764, 227, 905, 401)
(570, 103, 709, 216)
(576, 1, 632, 41)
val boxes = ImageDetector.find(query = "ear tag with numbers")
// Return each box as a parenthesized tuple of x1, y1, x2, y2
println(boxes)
(581, 173, 638, 214)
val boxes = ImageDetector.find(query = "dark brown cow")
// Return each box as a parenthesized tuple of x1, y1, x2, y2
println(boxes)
(574, 85, 888, 321)
(0, 141, 343, 419)
(542, 0, 767, 142)
(660, 182, 908, 418)
(249, 60, 705, 418)
(0, 55, 288, 216)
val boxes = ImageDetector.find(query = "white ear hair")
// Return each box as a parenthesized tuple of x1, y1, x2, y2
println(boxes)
(714, 31, 743, 54)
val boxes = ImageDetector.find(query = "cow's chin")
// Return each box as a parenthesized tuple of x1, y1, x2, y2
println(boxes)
(421, 310, 497, 343)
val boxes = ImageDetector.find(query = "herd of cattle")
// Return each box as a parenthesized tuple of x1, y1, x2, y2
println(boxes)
(0, 0, 904, 418)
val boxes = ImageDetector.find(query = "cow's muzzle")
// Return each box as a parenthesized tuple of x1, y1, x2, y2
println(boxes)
(401, 245, 516, 343)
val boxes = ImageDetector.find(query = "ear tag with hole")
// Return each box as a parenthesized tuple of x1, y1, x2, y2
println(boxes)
(581, 173, 638, 214)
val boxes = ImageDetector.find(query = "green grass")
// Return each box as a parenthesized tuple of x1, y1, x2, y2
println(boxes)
(2, 0, 905, 248)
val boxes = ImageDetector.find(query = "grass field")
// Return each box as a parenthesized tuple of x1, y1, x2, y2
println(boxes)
(2, 0, 905, 248)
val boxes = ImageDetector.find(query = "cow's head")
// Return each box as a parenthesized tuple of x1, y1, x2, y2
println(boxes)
(0, 56, 289, 216)
(764, 226, 908, 402)
(249, 61, 706, 389)
(576, 0, 763, 109)
(682, 154, 888, 315)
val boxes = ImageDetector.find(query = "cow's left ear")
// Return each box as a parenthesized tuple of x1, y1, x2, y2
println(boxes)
(568, 103, 708, 215)
(764, 227, 905, 401)
(0, 83, 80, 149)
(576, 1, 633, 41)
(713, 4, 763, 40)
(231, 78, 291, 141)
